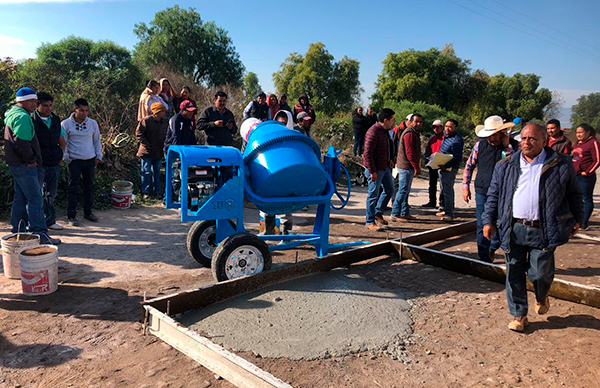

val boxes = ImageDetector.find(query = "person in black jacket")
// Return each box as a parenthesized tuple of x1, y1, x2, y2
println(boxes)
(352, 107, 370, 156)
(164, 100, 197, 154)
(366, 108, 378, 127)
(32, 92, 65, 230)
(197, 91, 237, 146)
(243, 92, 268, 121)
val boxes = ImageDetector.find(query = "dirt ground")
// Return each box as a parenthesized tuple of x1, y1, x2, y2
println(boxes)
(1, 175, 599, 388)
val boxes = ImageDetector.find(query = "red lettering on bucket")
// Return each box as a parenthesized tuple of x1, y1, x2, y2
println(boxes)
(21, 269, 50, 294)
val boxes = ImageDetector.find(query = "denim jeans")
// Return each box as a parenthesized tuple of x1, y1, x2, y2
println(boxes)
(353, 134, 364, 156)
(365, 168, 394, 224)
(475, 192, 500, 262)
(391, 168, 414, 217)
(440, 168, 458, 217)
(141, 158, 162, 194)
(37, 165, 61, 226)
(505, 222, 555, 317)
(8, 165, 47, 234)
(577, 174, 596, 227)
(67, 158, 95, 218)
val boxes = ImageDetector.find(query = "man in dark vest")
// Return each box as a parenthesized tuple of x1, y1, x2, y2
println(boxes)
(462, 115, 515, 262)
(391, 113, 423, 221)
(243, 92, 268, 121)
(33, 92, 65, 231)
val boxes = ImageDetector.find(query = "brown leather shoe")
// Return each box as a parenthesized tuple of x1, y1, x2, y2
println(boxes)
(535, 296, 550, 315)
(366, 224, 382, 231)
(508, 316, 529, 332)
(436, 210, 446, 217)
(391, 215, 415, 222)
(374, 214, 389, 226)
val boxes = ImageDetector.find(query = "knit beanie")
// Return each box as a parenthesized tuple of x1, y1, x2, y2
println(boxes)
(16, 87, 37, 102)
(150, 102, 166, 115)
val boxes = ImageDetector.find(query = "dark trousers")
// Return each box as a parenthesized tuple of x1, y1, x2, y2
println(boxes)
(440, 168, 458, 217)
(475, 192, 500, 262)
(8, 165, 47, 234)
(577, 174, 596, 227)
(353, 134, 364, 156)
(426, 167, 444, 206)
(67, 158, 95, 218)
(37, 165, 61, 226)
(505, 222, 555, 317)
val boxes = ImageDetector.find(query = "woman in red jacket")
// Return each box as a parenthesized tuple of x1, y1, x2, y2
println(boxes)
(572, 123, 600, 229)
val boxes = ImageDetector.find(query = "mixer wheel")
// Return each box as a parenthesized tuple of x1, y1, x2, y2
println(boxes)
(187, 220, 218, 267)
(211, 233, 272, 282)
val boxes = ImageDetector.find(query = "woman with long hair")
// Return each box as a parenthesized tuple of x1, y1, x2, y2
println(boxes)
(159, 78, 175, 120)
(572, 123, 600, 230)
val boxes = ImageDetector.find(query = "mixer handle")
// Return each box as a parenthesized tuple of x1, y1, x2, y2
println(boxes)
(330, 163, 351, 210)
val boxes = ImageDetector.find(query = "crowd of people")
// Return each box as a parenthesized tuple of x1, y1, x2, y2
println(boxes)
(3, 84, 598, 332)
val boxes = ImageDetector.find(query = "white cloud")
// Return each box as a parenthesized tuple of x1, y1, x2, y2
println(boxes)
(0, 34, 36, 60)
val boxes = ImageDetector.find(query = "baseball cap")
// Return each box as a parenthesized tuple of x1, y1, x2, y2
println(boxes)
(297, 111, 311, 121)
(432, 119, 444, 127)
(179, 100, 197, 112)
(406, 113, 414, 121)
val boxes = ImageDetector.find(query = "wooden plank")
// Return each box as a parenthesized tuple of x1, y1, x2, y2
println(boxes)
(394, 242, 600, 309)
(143, 240, 397, 315)
(401, 220, 476, 245)
(145, 306, 293, 388)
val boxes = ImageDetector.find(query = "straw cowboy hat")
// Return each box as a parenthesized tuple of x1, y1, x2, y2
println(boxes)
(476, 115, 515, 138)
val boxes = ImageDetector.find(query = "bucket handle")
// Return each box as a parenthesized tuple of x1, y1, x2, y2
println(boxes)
(16, 219, 27, 241)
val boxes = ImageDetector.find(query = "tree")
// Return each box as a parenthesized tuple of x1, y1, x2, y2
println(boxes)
(0, 58, 19, 128)
(243, 72, 261, 101)
(134, 6, 245, 87)
(371, 44, 472, 112)
(470, 73, 552, 124)
(273, 42, 361, 114)
(15, 36, 144, 133)
(571, 92, 600, 129)
(543, 91, 564, 122)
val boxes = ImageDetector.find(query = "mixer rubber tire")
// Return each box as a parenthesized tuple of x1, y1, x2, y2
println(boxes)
(211, 233, 272, 282)
(187, 220, 218, 267)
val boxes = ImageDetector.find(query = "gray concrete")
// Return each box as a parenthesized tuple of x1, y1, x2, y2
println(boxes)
(179, 269, 413, 360)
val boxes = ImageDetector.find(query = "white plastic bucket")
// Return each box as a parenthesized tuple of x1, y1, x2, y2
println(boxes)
(19, 245, 59, 296)
(112, 180, 133, 209)
(1, 233, 40, 279)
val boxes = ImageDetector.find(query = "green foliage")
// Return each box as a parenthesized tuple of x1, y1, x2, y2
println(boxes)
(371, 44, 473, 113)
(571, 92, 600, 129)
(273, 42, 362, 114)
(243, 72, 261, 102)
(469, 73, 552, 125)
(310, 112, 353, 150)
(134, 6, 245, 87)
(0, 58, 19, 129)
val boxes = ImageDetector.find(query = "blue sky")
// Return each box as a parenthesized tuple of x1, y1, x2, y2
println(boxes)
(1, 0, 599, 123)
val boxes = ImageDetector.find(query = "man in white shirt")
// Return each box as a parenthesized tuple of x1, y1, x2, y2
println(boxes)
(482, 124, 583, 332)
(62, 98, 103, 226)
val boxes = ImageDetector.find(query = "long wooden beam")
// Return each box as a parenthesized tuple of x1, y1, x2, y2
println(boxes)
(394, 241, 600, 309)
(400, 220, 476, 245)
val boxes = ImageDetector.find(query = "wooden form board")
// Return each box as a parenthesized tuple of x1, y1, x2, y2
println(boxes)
(394, 242, 600, 308)
(142, 220, 599, 388)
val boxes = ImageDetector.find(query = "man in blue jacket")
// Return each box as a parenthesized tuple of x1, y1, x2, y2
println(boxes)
(482, 124, 584, 332)
(437, 119, 463, 221)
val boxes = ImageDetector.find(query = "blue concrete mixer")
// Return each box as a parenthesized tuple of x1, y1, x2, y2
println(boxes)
(165, 120, 368, 281)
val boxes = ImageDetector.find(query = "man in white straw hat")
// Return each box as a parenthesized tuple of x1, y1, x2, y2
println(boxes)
(462, 115, 515, 262)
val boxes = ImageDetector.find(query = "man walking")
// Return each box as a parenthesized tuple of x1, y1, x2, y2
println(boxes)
(462, 115, 515, 262)
(62, 98, 103, 226)
(546, 119, 572, 154)
(136, 102, 168, 198)
(197, 91, 237, 146)
(4, 87, 60, 244)
(243, 92, 268, 121)
(33, 92, 65, 230)
(422, 119, 445, 208)
(437, 119, 464, 221)
(363, 108, 396, 231)
(482, 124, 583, 332)
(391, 113, 423, 221)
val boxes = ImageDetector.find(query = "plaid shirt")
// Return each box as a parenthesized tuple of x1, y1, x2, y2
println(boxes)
(462, 140, 514, 189)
